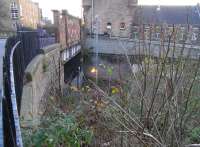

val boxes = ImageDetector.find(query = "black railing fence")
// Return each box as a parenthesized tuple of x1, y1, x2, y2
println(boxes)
(3, 31, 55, 147)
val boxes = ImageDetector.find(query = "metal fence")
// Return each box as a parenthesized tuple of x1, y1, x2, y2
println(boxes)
(39, 37, 56, 49)
(3, 31, 55, 147)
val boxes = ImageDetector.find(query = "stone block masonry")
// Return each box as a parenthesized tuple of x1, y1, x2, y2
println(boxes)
(83, 0, 138, 38)
(20, 44, 64, 126)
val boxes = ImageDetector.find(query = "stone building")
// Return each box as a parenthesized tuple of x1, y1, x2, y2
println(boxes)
(0, 0, 13, 35)
(10, 0, 42, 29)
(83, 0, 138, 38)
(83, 0, 200, 39)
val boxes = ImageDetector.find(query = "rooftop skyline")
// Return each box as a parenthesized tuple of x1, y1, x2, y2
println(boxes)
(32, 0, 200, 20)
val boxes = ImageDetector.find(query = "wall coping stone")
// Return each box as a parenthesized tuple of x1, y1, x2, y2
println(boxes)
(40, 43, 61, 54)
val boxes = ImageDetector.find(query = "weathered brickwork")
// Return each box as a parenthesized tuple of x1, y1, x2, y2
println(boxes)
(83, 0, 138, 38)
(83, 1, 200, 40)
(52, 10, 81, 49)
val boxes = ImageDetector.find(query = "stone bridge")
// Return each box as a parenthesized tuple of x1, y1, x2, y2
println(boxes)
(20, 43, 81, 126)
(0, 8, 82, 146)
(85, 37, 200, 59)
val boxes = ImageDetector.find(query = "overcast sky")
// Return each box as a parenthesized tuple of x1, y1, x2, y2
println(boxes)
(33, 0, 200, 20)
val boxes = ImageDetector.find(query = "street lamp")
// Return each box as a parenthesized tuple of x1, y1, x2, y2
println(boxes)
(90, 67, 98, 74)
(94, 15, 100, 84)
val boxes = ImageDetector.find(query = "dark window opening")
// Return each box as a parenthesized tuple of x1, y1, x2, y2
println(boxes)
(107, 22, 112, 29)
(120, 22, 126, 30)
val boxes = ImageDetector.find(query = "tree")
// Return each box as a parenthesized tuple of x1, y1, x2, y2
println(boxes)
(0, 0, 13, 33)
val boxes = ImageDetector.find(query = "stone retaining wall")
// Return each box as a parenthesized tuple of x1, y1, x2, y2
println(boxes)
(85, 37, 200, 59)
(20, 44, 64, 126)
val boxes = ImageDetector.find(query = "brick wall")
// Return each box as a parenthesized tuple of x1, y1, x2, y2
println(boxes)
(83, 0, 138, 37)
(52, 10, 81, 49)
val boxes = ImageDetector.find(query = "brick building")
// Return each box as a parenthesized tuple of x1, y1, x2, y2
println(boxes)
(10, 0, 42, 29)
(83, 0, 200, 39)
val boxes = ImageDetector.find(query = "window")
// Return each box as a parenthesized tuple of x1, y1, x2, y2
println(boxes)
(133, 32, 138, 39)
(156, 33, 160, 39)
(120, 22, 126, 30)
(10, 2, 19, 20)
(10, 2, 18, 9)
(11, 11, 19, 19)
(191, 33, 197, 41)
(107, 22, 112, 30)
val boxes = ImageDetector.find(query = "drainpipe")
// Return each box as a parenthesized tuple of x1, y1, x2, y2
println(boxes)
(95, 16, 99, 85)
(10, 41, 23, 147)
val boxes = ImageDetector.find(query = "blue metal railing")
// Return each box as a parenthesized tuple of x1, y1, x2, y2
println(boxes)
(2, 31, 55, 147)
(39, 37, 56, 49)
(9, 41, 23, 147)
(0, 39, 6, 147)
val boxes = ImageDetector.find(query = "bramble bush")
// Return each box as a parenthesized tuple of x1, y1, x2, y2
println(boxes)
(22, 114, 93, 147)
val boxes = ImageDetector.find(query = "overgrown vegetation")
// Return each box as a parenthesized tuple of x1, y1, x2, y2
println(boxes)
(22, 91, 93, 147)
(22, 114, 93, 147)
(22, 25, 200, 146)
(80, 25, 200, 146)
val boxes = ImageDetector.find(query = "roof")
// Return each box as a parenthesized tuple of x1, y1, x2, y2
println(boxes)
(138, 5, 200, 25)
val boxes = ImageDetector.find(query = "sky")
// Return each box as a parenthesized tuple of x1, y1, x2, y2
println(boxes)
(33, 0, 200, 20)
(33, 0, 82, 20)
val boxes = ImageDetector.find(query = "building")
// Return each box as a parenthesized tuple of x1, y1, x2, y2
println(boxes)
(83, 0, 138, 38)
(132, 6, 200, 44)
(10, 0, 42, 29)
(0, 0, 13, 35)
(41, 17, 52, 26)
(83, 0, 200, 39)
(52, 10, 81, 48)
(137, 6, 200, 25)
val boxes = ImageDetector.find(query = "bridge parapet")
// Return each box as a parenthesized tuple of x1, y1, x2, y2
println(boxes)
(21, 44, 64, 126)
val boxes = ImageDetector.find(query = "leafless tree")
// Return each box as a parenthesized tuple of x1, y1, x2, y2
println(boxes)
(0, 0, 13, 33)
(85, 23, 200, 147)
